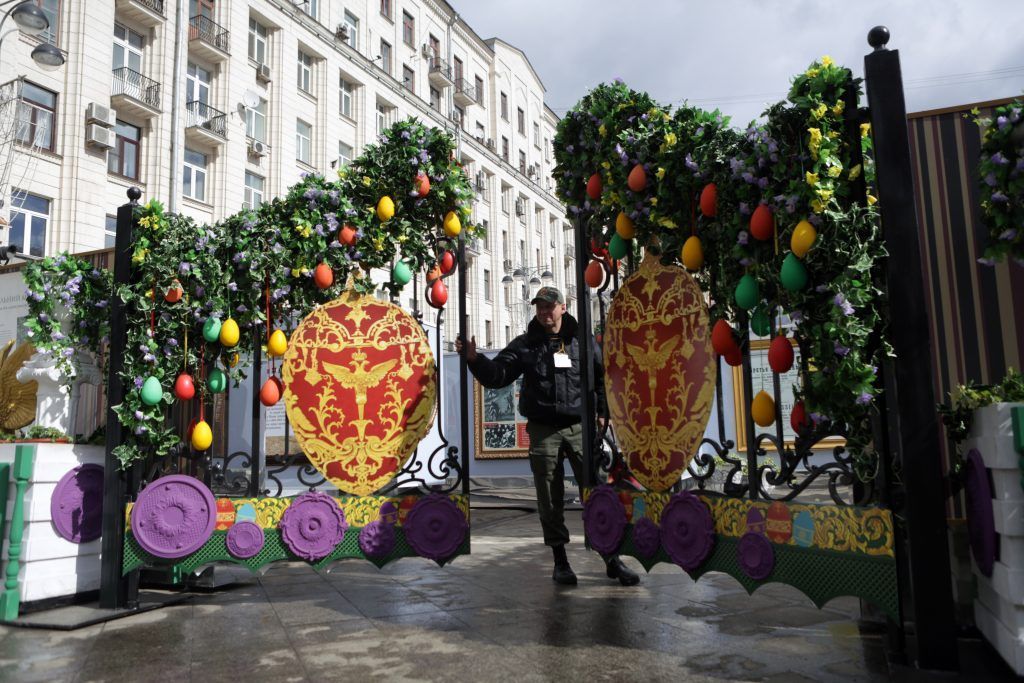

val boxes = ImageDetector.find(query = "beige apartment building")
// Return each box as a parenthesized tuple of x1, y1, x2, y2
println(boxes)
(0, 0, 577, 351)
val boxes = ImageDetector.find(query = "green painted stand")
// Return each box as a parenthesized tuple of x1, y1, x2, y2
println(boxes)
(0, 445, 35, 621)
(0, 463, 9, 548)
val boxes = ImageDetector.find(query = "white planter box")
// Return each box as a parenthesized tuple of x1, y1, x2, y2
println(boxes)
(0, 443, 106, 605)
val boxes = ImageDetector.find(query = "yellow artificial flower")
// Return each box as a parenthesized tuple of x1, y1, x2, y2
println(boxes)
(601, 160, 611, 170)
(827, 130, 839, 139)
(291, 268, 301, 277)
(657, 216, 677, 229)
(820, 55, 834, 67)
(808, 127, 822, 146)
(609, 191, 621, 205)
(827, 164, 843, 178)
(860, 122, 871, 138)
(599, 124, 607, 137)
(131, 248, 148, 264)
(805, 68, 820, 78)
(832, 100, 845, 116)
(649, 197, 658, 206)
(867, 194, 877, 206)
(810, 198, 825, 214)
(664, 132, 677, 148)
(848, 164, 862, 180)
(362, 176, 372, 186)
(816, 188, 833, 203)
(805, 171, 819, 187)
(812, 104, 828, 120)
(656, 167, 666, 181)
(397, 234, 408, 243)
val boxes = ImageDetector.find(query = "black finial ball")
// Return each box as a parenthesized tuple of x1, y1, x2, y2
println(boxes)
(868, 26, 890, 49)
(127, 186, 142, 202)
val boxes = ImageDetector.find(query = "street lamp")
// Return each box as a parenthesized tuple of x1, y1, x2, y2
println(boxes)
(502, 264, 555, 334)
(0, 2, 66, 70)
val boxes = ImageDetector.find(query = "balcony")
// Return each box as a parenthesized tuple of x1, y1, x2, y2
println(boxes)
(465, 237, 482, 256)
(427, 57, 453, 88)
(565, 244, 575, 261)
(115, 0, 164, 27)
(453, 78, 477, 107)
(185, 101, 227, 147)
(188, 15, 229, 62)
(110, 67, 161, 117)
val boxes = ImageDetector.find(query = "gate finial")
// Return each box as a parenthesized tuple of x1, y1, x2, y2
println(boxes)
(867, 26, 890, 51)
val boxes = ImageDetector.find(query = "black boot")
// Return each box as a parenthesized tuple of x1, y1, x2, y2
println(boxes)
(605, 556, 640, 586)
(551, 544, 577, 585)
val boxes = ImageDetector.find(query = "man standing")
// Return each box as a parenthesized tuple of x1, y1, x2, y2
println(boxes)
(457, 286, 639, 586)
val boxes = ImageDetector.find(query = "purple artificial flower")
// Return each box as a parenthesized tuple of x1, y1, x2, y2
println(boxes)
(134, 377, 144, 389)
(134, 410, 145, 420)
(741, 171, 755, 184)
(999, 229, 1018, 240)
(809, 412, 826, 424)
(991, 191, 1009, 203)
(51, 331, 64, 342)
(566, 144, 574, 153)
(167, 337, 178, 347)
(757, 177, 769, 189)
(833, 293, 854, 316)
(737, 231, 749, 246)
(134, 426, 147, 435)
(62, 348, 74, 358)
(990, 151, 1009, 165)
(834, 341, 850, 356)
(984, 172, 997, 187)
(996, 115, 1009, 130)
(739, 257, 753, 267)
(143, 353, 156, 363)
(738, 202, 750, 216)
(790, 310, 804, 323)
(856, 392, 872, 405)
(179, 262, 192, 274)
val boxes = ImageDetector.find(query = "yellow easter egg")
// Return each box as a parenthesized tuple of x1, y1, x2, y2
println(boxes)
(267, 329, 288, 357)
(790, 220, 818, 258)
(191, 419, 213, 451)
(615, 211, 635, 240)
(443, 210, 462, 237)
(376, 196, 395, 222)
(751, 390, 776, 427)
(219, 318, 240, 348)
(681, 236, 704, 271)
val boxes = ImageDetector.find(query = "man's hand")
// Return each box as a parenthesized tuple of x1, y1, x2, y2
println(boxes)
(455, 335, 478, 363)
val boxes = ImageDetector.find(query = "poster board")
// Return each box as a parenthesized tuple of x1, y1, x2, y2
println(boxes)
(473, 377, 530, 459)
(0, 270, 30, 347)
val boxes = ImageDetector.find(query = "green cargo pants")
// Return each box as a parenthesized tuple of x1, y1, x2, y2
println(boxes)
(526, 420, 586, 547)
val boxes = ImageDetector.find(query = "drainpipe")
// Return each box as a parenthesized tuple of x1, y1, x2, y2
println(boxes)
(168, 0, 185, 212)
(446, 12, 457, 123)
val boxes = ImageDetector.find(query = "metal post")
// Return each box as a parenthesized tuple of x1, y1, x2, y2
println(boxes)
(863, 26, 958, 671)
(457, 234, 470, 493)
(100, 187, 141, 609)
(573, 217, 598, 487)
(249, 326, 262, 496)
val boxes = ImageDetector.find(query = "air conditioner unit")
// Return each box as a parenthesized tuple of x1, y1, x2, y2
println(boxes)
(485, 138, 495, 150)
(85, 102, 116, 127)
(527, 164, 538, 177)
(85, 123, 113, 149)
(255, 63, 271, 83)
(335, 24, 349, 41)
(248, 139, 268, 157)
(421, 43, 433, 59)
(503, 259, 513, 272)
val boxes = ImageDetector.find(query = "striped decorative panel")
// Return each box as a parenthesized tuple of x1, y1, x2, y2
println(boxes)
(907, 98, 1024, 516)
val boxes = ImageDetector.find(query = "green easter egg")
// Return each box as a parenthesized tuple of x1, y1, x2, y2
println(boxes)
(392, 261, 412, 286)
(140, 376, 163, 406)
(751, 306, 772, 337)
(608, 233, 628, 260)
(202, 317, 222, 343)
(734, 273, 759, 311)
(208, 368, 227, 394)
(781, 253, 809, 292)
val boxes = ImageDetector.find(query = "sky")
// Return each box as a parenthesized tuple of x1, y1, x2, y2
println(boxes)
(455, 0, 1024, 127)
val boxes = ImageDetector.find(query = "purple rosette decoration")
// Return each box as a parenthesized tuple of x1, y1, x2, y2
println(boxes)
(403, 494, 468, 562)
(131, 474, 217, 559)
(582, 486, 627, 555)
(964, 449, 996, 577)
(737, 531, 775, 580)
(632, 517, 661, 558)
(226, 521, 265, 560)
(359, 502, 398, 558)
(279, 491, 347, 561)
(660, 491, 715, 571)
(51, 464, 104, 543)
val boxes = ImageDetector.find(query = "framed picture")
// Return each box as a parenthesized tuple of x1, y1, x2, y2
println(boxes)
(474, 378, 531, 459)
(732, 339, 846, 452)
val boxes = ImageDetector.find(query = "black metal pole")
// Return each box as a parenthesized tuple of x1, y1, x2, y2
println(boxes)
(457, 234, 470, 495)
(100, 187, 140, 609)
(249, 326, 262, 496)
(573, 217, 597, 488)
(863, 26, 958, 671)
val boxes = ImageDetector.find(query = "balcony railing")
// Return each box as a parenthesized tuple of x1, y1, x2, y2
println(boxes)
(427, 57, 453, 85)
(111, 67, 161, 109)
(453, 78, 477, 106)
(186, 101, 226, 138)
(189, 15, 229, 53)
(137, 0, 164, 14)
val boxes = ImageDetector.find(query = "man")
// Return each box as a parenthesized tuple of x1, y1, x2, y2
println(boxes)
(457, 286, 639, 586)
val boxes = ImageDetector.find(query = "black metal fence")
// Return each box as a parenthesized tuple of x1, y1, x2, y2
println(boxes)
(111, 67, 161, 110)
(185, 101, 227, 138)
(189, 15, 229, 53)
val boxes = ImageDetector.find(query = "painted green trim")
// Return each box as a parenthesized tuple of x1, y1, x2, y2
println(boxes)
(0, 445, 35, 621)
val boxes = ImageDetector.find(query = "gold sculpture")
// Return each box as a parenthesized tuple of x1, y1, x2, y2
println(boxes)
(0, 341, 38, 432)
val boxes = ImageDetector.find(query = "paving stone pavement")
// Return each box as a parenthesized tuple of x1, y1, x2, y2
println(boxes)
(0, 508, 1015, 682)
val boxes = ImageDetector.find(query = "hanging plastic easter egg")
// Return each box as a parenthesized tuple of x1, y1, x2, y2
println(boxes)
(608, 233, 628, 260)
(140, 376, 163, 406)
(428, 278, 448, 308)
(313, 263, 334, 289)
(338, 224, 357, 246)
(734, 273, 759, 310)
(791, 400, 809, 434)
(768, 334, 794, 374)
(191, 419, 213, 451)
(439, 250, 456, 274)
(615, 211, 635, 240)
(590, 237, 609, 258)
(627, 163, 647, 192)
(584, 260, 605, 288)
(751, 306, 772, 337)
(780, 253, 808, 292)
(208, 368, 227, 394)
(699, 183, 718, 218)
(426, 265, 442, 284)
(219, 318, 240, 347)
(259, 378, 282, 407)
(752, 390, 776, 427)
(376, 196, 395, 222)
(174, 373, 195, 401)
(225, 352, 239, 368)
(202, 317, 222, 343)
(750, 204, 774, 241)
(267, 329, 288, 357)
(790, 219, 817, 258)
(164, 279, 184, 303)
(681, 236, 703, 271)
(443, 210, 461, 237)
(711, 319, 737, 356)
(392, 260, 412, 286)
(723, 347, 743, 367)
(415, 172, 430, 197)
(586, 173, 602, 200)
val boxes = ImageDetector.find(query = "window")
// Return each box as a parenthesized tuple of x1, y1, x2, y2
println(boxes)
(108, 120, 141, 179)
(296, 119, 312, 164)
(475, 121, 485, 141)
(15, 82, 56, 151)
(379, 39, 391, 76)
(340, 11, 358, 50)
(339, 76, 355, 119)
(105, 215, 118, 248)
(246, 97, 267, 141)
(533, 122, 540, 148)
(402, 11, 414, 46)
(183, 148, 208, 202)
(519, 150, 526, 174)
(8, 190, 49, 257)
(485, 320, 493, 348)
(429, 86, 441, 111)
(186, 62, 211, 104)
(243, 172, 264, 210)
(501, 187, 509, 214)
(113, 22, 144, 73)
(500, 92, 508, 120)
(376, 103, 391, 136)
(453, 105, 464, 129)
(484, 270, 492, 301)
(338, 141, 353, 167)
(504, 326, 511, 346)
(303, 0, 318, 20)
(544, 137, 550, 161)
(501, 136, 509, 162)
(402, 64, 414, 92)
(33, 0, 59, 46)
(297, 49, 313, 94)
(380, 0, 392, 20)
(248, 17, 268, 65)
(453, 56, 463, 83)
(475, 76, 484, 106)
(428, 34, 440, 63)
(517, 107, 525, 135)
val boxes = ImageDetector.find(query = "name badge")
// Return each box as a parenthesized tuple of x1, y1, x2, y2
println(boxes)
(553, 352, 571, 368)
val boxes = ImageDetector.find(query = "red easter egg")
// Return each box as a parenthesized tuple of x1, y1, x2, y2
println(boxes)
(338, 224, 357, 245)
(260, 377, 282, 406)
(428, 278, 448, 308)
(766, 501, 793, 543)
(313, 263, 334, 289)
(415, 172, 430, 197)
(627, 164, 647, 192)
(174, 373, 195, 401)
(439, 250, 456, 275)
(584, 260, 605, 288)
(750, 204, 774, 241)
(164, 280, 183, 303)
(700, 183, 718, 218)
(711, 320, 738, 356)
(426, 265, 442, 284)
(768, 334, 794, 374)
(590, 237, 609, 258)
(790, 400, 809, 434)
(723, 347, 743, 367)
(586, 173, 603, 200)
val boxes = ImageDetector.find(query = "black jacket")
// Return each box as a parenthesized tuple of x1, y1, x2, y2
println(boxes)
(468, 313, 608, 428)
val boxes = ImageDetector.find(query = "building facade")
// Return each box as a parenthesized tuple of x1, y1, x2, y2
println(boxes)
(0, 0, 576, 352)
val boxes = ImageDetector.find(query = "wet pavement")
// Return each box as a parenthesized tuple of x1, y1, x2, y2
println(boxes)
(0, 507, 1016, 682)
